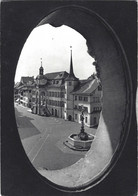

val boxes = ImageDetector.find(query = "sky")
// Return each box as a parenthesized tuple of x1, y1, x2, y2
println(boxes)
(14, 24, 96, 83)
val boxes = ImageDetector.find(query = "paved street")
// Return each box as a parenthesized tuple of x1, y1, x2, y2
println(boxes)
(14, 103, 96, 170)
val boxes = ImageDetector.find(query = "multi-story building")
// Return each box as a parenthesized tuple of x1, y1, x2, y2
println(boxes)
(72, 76, 102, 127)
(15, 48, 102, 127)
(14, 76, 34, 107)
(31, 61, 69, 117)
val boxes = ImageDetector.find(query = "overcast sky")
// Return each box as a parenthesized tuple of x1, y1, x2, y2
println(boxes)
(14, 24, 96, 83)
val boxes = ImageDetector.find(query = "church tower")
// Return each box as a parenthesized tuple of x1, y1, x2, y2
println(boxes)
(64, 46, 79, 121)
(35, 58, 47, 115)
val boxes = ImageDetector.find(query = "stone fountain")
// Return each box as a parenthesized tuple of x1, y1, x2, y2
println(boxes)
(64, 106, 95, 151)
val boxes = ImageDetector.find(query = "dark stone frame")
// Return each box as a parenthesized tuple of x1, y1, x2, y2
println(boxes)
(1, 1, 137, 196)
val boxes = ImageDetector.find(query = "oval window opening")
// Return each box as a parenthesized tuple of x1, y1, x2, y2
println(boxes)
(14, 6, 132, 192)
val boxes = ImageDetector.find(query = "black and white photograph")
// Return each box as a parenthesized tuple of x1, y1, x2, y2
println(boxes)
(1, 1, 137, 196)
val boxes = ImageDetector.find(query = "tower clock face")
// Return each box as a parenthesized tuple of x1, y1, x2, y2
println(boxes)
(37, 78, 47, 85)
(40, 79, 47, 85)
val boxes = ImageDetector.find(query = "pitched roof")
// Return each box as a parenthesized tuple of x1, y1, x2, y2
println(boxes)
(14, 81, 25, 89)
(46, 72, 69, 89)
(45, 71, 68, 80)
(14, 82, 20, 88)
(54, 71, 69, 79)
(44, 72, 61, 80)
(21, 76, 34, 84)
(80, 79, 88, 84)
(72, 78, 99, 95)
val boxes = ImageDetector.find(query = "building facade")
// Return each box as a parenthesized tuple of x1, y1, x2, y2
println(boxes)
(14, 76, 34, 107)
(72, 77, 102, 127)
(15, 49, 102, 127)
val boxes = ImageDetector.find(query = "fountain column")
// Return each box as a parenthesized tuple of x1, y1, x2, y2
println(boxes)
(78, 105, 88, 141)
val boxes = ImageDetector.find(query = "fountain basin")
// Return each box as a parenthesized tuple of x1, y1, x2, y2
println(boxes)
(64, 133, 95, 151)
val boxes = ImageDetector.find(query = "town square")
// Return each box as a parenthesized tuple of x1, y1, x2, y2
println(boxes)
(14, 30, 102, 171)
(15, 101, 97, 170)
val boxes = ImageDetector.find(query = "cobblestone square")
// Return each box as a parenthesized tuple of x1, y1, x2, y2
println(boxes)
(15, 103, 96, 170)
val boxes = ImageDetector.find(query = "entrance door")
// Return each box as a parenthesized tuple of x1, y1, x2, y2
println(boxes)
(55, 109, 57, 117)
(52, 108, 54, 115)
(68, 115, 72, 121)
(93, 117, 97, 124)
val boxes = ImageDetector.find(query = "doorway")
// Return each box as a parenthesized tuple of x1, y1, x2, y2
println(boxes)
(55, 109, 57, 117)
(93, 117, 97, 125)
(68, 115, 72, 121)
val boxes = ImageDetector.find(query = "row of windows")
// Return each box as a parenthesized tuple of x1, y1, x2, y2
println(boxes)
(74, 105, 88, 112)
(92, 97, 100, 103)
(48, 100, 64, 107)
(53, 80, 60, 84)
(32, 96, 64, 107)
(20, 89, 32, 93)
(93, 107, 102, 111)
(32, 91, 64, 98)
(48, 91, 64, 98)
(74, 96, 88, 102)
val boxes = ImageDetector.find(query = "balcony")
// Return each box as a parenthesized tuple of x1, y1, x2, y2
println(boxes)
(74, 107, 88, 113)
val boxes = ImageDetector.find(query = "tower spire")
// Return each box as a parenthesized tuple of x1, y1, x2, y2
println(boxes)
(69, 46, 74, 76)
(65, 46, 78, 81)
(67, 46, 78, 80)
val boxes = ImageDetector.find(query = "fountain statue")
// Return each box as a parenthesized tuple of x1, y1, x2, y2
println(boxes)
(78, 106, 89, 140)
(64, 105, 95, 151)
